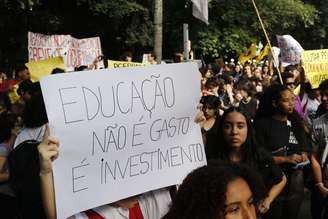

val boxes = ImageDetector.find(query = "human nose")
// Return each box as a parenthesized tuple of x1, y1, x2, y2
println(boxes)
(323, 94, 328, 101)
(231, 125, 238, 135)
(242, 206, 256, 219)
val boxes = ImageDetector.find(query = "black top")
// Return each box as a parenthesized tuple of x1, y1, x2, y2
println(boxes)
(201, 117, 220, 160)
(254, 117, 310, 169)
(218, 147, 284, 189)
(239, 98, 258, 120)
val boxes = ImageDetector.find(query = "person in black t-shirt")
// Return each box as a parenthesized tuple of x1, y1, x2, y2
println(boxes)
(199, 95, 221, 160)
(255, 84, 310, 219)
(237, 82, 258, 120)
(216, 107, 286, 217)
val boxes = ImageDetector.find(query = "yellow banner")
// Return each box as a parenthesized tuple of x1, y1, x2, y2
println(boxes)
(256, 43, 270, 61)
(302, 49, 328, 89)
(26, 56, 65, 81)
(239, 43, 257, 64)
(107, 60, 146, 68)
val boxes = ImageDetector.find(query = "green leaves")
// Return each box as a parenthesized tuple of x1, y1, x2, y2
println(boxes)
(195, 0, 319, 59)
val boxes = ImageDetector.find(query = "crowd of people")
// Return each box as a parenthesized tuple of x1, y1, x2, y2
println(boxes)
(0, 54, 328, 219)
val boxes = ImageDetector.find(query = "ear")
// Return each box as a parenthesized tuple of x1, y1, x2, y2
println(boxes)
(272, 100, 277, 108)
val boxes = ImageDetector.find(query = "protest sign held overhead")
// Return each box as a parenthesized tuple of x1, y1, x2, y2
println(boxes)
(302, 49, 328, 89)
(277, 35, 303, 67)
(28, 32, 104, 71)
(40, 63, 206, 219)
(107, 60, 147, 68)
(26, 56, 65, 81)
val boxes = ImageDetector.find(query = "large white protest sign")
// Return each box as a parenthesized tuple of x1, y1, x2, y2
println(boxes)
(276, 35, 303, 67)
(28, 32, 104, 71)
(40, 63, 206, 219)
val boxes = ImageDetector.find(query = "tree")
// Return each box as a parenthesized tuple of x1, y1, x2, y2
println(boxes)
(195, 0, 319, 60)
(154, 0, 163, 63)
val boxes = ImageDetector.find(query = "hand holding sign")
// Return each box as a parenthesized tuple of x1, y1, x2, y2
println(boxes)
(38, 125, 60, 175)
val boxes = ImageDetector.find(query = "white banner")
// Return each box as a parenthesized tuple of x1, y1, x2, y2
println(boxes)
(276, 35, 303, 67)
(191, 0, 209, 25)
(40, 63, 206, 219)
(28, 32, 103, 71)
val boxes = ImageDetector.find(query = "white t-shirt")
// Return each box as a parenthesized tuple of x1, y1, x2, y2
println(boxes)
(73, 188, 171, 219)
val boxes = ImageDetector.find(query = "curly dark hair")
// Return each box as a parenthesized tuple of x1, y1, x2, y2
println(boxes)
(163, 161, 267, 219)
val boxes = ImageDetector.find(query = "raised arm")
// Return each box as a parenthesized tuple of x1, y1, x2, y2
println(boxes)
(38, 126, 59, 219)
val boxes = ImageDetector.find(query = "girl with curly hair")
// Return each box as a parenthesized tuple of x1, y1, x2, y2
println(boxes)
(163, 161, 267, 219)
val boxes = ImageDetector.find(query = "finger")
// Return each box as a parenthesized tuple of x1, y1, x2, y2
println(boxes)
(48, 151, 59, 161)
(42, 124, 50, 143)
(45, 144, 59, 152)
(48, 136, 59, 146)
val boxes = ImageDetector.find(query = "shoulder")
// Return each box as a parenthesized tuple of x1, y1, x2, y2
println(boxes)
(313, 113, 328, 127)
(254, 117, 271, 128)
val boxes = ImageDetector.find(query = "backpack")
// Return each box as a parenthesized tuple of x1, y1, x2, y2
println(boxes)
(8, 140, 46, 219)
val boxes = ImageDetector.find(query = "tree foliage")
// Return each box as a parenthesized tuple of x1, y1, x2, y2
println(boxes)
(0, 0, 327, 71)
(196, 0, 319, 59)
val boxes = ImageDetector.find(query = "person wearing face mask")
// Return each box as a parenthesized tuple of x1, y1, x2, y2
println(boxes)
(163, 161, 268, 219)
(216, 107, 286, 218)
(254, 84, 311, 219)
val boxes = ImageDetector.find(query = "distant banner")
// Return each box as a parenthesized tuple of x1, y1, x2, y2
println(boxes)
(256, 43, 270, 61)
(26, 56, 65, 81)
(28, 32, 104, 71)
(302, 49, 328, 89)
(107, 60, 146, 68)
(239, 43, 257, 65)
(277, 35, 303, 67)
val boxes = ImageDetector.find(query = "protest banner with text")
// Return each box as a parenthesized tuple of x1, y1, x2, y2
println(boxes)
(277, 35, 303, 67)
(26, 56, 65, 81)
(302, 49, 328, 89)
(40, 63, 206, 219)
(107, 60, 147, 68)
(28, 32, 104, 71)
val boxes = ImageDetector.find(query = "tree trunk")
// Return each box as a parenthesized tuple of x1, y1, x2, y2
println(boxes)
(154, 0, 163, 63)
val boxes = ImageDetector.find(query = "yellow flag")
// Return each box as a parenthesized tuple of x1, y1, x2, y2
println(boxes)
(107, 60, 147, 68)
(239, 43, 257, 64)
(256, 43, 270, 61)
(26, 56, 65, 81)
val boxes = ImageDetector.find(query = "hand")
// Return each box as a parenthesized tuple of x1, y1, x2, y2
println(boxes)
(317, 183, 328, 198)
(258, 198, 271, 214)
(38, 125, 59, 175)
(286, 154, 303, 165)
(301, 153, 309, 162)
(226, 84, 233, 94)
(194, 105, 206, 124)
(93, 55, 104, 64)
